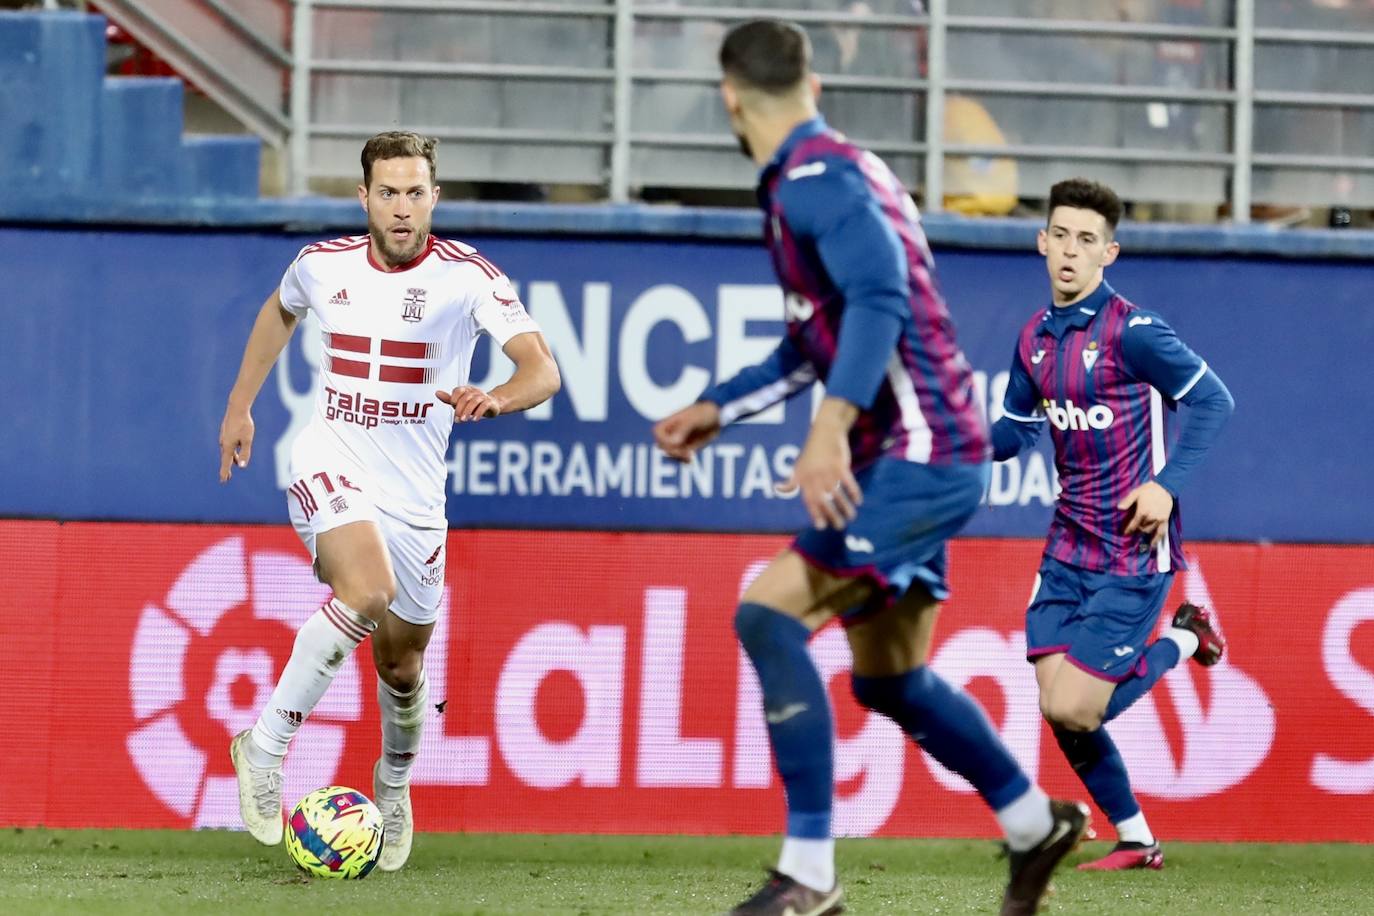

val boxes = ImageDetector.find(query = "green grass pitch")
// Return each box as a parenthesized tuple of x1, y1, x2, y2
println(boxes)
(2, 829, 1370, 915)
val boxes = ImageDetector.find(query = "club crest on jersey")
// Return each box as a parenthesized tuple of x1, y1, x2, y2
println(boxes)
(1082, 340, 1100, 372)
(401, 287, 427, 323)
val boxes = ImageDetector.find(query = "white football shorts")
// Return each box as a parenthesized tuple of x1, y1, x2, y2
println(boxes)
(285, 442, 445, 626)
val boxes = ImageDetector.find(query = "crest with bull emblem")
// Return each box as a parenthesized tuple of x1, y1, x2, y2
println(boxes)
(401, 287, 427, 323)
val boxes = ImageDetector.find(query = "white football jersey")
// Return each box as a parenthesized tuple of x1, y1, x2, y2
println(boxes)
(278, 234, 541, 527)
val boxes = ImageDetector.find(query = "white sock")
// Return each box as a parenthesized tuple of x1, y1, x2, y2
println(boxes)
(1163, 627, 1200, 661)
(377, 670, 428, 792)
(1115, 811, 1155, 845)
(247, 598, 375, 768)
(996, 785, 1055, 852)
(777, 837, 835, 893)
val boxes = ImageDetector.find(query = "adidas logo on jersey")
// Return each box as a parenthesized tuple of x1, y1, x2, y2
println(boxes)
(329, 288, 350, 305)
(1043, 398, 1115, 432)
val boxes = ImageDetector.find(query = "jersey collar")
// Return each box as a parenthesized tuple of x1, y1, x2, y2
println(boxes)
(759, 115, 829, 189)
(1037, 280, 1116, 336)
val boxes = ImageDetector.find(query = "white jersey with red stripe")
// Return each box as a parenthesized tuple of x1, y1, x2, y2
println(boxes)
(277, 233, 541, 528)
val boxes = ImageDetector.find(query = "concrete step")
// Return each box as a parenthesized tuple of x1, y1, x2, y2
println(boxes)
(183, 135, 261, 198)
(0, 11, 105, 190)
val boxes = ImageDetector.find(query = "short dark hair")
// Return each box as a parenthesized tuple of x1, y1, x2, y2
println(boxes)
(719, 19, 811, 94)
(1048, 178, 1123, 232)
(361, 130, 438, 188)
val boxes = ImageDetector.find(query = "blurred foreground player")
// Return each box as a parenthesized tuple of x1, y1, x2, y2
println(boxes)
(992, 178, 1234, 871)
(217, 131, 559, 870)
(653, 20, 1088, 916)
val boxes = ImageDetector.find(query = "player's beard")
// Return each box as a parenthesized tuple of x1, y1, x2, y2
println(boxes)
(370, 221, 429, 268)
(733, 130, 753, 161)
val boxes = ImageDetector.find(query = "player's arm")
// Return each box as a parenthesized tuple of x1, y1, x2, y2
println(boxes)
(656, 335, 815, 462)
(991, 344, 1045, 461)
(701, 334, 816, 426)
(1118, 313, 1236, 545)
(776, 158, 909, 530)
(219, 287, 299, 482)
(438, 331, 561, 421)
(440, 274, 561, 421)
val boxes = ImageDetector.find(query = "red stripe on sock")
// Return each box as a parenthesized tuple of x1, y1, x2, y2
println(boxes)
(319, 602, 356, 641)
(329, 600, 372, 642)
(322, 600, 369, 643)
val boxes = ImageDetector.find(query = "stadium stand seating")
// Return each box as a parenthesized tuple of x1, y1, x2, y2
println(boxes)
(0, 10, 259, 208)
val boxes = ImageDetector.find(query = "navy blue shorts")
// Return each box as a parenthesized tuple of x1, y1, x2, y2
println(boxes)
(1025, 556, 1174, 682)
(793, 459, 988, 617)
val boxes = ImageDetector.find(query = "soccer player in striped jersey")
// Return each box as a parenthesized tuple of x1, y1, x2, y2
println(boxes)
(654, 20, 1087, 916)
(217, 131, 559, 870)
(992, 178, 1235, 872)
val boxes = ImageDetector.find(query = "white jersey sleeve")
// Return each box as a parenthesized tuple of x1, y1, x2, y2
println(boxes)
(279, 246, 313, 318)
(469, 272, 542, 348)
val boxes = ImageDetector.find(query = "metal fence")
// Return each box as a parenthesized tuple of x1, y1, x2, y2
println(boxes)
(94, 0, 1374, 220)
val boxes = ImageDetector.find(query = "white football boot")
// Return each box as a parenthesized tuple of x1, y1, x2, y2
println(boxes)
(229, 730, 284, 845)
(373, 759, 414, 872)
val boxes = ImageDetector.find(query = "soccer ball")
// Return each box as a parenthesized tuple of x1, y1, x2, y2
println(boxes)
(285, 786, 385, 879)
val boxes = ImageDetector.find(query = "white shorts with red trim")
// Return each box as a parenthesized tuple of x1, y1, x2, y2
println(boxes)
(285, 447, 446, 626)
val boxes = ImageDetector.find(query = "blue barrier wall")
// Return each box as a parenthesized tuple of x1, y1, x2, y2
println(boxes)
(3, 220, 1370, 542)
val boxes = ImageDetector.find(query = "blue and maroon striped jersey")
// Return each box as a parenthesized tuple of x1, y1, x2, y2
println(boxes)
(701, 117, 988, 469)
(1000, 282, 1215, 575)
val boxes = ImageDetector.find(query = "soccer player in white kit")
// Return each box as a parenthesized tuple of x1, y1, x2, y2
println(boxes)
(217, 131, 560, 871)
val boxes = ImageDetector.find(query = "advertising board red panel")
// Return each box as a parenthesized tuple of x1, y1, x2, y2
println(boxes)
(2, 521, 1371, 841)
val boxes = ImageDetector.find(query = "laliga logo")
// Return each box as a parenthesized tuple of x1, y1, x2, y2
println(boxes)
(1110, 558, 1276, 799)
(1043, 398, 1114, 432)
(126, 537, 361, 826)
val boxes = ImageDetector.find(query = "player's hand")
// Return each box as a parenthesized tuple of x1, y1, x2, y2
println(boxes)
(776, 423, 862, 530)
(1119, 481, 1174, 548)
(218, 405, 255, 483)
(437, 386, 500, 422)
(653, 401, 722, 462)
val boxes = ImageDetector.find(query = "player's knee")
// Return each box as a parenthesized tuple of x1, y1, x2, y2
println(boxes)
(1037, 690, 1055, 721)
(1052, 724, 1099, 765)
(336, 583, 395, 622)
(375, 655, 423, 694)
(360, 586, 396, 621)
(850, 673, 900, 718)
(734, 601, 786, 655)
(1043, 696, 1104, 733)
(852, 665, 936, 719)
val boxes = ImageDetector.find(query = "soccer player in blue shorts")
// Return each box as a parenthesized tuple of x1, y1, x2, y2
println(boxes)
(653, 20, 1088, 916)
(992, 178, 1234, 872)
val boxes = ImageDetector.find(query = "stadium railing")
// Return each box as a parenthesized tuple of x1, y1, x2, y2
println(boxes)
(82, 0, 1374, 220)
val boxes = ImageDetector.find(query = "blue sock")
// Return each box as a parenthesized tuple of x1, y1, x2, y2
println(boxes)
(734, 602, 833, 839)
(851, 667, 1030, 810)
(1103, 639, 1182, 722)
(1053, 726, 1140, 823)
